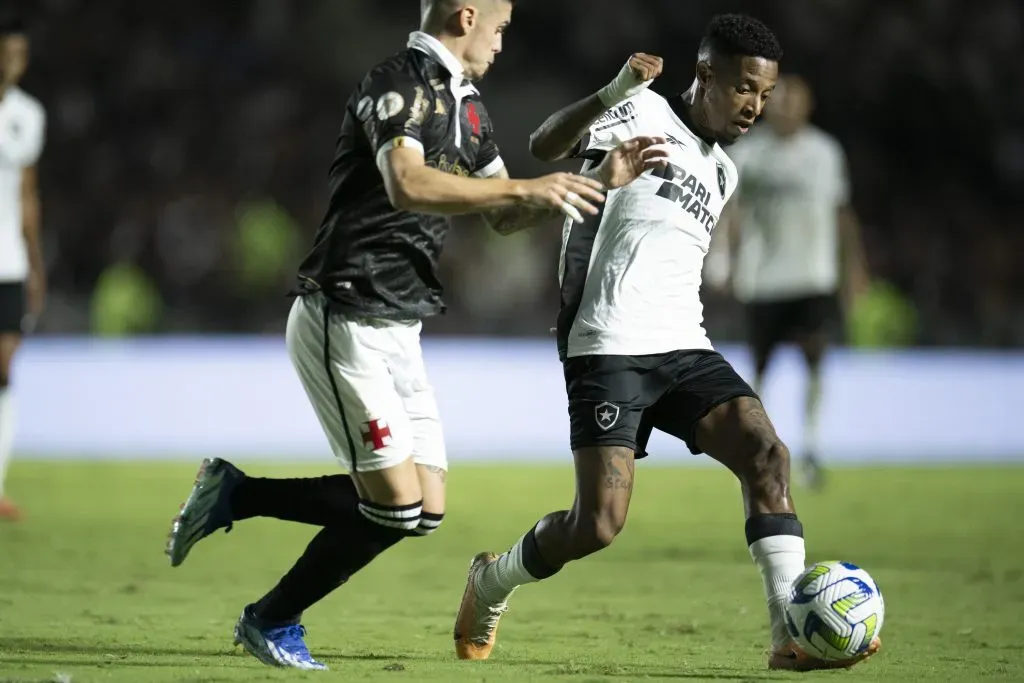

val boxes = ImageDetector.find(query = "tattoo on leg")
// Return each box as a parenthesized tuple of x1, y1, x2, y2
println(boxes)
(602, 450, 634, 491)
(424, 465, 446, 484)
(744, 403, 779, 443)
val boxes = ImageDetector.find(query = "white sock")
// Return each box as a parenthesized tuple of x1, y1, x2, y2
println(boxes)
(0, 388, 14, 498)
(749, 535, 807, 649)
(476, 532, 542, 604)
(803, 369, 822, 455)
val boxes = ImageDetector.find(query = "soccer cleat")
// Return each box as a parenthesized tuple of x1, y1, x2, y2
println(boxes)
(768, 637, 881, 671)
(165, 457, 244, 567)
(454, 552, 511, 660)
(233, 606, 327, 671)
(0, 497, 21, 521)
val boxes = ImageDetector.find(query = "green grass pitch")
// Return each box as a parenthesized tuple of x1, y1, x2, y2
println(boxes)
(1, 461, 1023, 682)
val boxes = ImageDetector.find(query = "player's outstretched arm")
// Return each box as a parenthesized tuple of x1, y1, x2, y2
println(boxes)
(481, 137, 669, 235)
(529, 54, 663, 162)
(381, 146, 605, 221)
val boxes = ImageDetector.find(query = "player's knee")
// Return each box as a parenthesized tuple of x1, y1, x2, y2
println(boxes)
(0, 371, 8, 388)
(571, 510, 626, 555)
(410, 510, 444, 537)
(357, 498, 423, 535)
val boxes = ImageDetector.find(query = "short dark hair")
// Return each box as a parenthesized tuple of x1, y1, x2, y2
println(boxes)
(699, 14, 783, 63)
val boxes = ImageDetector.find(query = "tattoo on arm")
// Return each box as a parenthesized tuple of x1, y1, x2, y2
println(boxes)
(482, 205, 564, 235)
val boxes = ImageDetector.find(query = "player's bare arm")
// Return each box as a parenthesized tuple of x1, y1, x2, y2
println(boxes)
(480, 136, 670, 235)
(838, 204, 869, 307)
(21, 165, 44, 316)
(717, 199, 744, 294)
(529, 53, 664, 162)
(380, 145, 605, 221)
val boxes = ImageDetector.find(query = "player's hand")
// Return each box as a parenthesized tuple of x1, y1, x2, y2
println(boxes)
(597, 53, 664, 107)
(596, 136, 669, 189)
(26, 269, 46, 317)
(627, 53, 664, 82)
(520, 173, 605, 223)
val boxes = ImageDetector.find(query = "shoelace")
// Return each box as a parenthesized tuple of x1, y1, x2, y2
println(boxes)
(471, 603, 509, 644)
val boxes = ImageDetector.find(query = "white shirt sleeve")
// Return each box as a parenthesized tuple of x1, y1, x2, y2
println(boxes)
(0, 98, 46, 167)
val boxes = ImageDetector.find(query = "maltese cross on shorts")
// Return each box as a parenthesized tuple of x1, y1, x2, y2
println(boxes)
(594, 402, 620, 431)
(361, 418, 393, 450)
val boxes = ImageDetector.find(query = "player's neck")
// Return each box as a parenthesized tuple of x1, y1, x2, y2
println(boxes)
(675, 81, 717, 146)
(423, 30, 472, 77)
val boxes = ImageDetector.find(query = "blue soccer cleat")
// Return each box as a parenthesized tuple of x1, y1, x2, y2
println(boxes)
(233, 606, 328, 670)
(165, 457, 244, 567)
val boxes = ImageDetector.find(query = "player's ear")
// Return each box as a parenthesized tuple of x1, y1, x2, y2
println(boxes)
(696, 61, 714, 93)
(455, 5, 479, 35)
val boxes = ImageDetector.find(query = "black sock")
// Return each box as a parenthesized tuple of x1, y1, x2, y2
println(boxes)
(230, 474, 359, 526)
(251, 514, 409, 624)
(521, 523, 562, 580)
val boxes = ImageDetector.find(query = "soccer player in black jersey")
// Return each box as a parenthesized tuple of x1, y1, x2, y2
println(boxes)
(164, 0, 667, 670)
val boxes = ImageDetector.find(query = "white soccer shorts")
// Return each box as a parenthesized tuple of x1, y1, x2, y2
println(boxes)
(286, 292, 448, 473)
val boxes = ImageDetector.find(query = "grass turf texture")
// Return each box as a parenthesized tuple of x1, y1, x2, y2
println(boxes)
(1, 462, 1023, 682)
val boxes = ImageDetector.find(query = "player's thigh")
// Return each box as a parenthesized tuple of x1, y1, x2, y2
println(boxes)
(571, 445, 635, 536)
(389, 325, 448, 515)
(0, 334, 20, 380)
(649, 350, 761, 458)
(563, 355, 658, 526)
(285, 295, 421, 505)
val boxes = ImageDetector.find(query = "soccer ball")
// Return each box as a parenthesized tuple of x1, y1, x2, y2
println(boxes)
(785, 561, 884, 661)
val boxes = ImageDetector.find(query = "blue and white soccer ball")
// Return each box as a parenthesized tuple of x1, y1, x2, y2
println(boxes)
(785, 560, 884, 661)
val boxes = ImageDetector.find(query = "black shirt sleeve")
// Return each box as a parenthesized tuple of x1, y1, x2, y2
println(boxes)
(356, 67, 432, 171)
(469, 100, 505, 177)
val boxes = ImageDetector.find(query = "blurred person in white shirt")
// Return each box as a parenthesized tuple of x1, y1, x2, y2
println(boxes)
(717, 75, 868, 489)
(0, 15, 45, 520)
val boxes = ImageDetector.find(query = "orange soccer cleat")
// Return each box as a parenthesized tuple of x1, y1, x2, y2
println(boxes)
(453, 552, 510, 660)
(0, 497, 21, 521)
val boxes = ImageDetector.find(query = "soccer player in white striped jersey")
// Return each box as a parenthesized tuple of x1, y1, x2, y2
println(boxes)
(0, 17, 46, 521)
(721, 75, 869, 489)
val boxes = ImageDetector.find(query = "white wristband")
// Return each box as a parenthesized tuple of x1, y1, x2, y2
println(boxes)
(597, 58, 653, 108)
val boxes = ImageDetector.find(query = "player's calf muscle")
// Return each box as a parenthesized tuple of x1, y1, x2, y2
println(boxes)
(738, 404, 793, 514)
(700, 397, 793, 514)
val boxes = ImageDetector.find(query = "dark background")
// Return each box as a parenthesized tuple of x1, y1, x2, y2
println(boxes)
(12, 0, 1024, 345)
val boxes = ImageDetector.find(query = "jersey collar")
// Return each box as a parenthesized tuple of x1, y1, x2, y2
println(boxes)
(407, 31, 479, 95)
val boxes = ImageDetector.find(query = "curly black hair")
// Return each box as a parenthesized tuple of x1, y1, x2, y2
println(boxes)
(699, 13, 783, 63)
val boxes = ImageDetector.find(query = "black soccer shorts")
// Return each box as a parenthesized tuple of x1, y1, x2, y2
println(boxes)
(563, 350, 759, 457)
(745, 293, 840, 355)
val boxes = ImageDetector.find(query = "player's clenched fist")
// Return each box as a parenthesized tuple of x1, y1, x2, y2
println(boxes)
(598, 53, 664, 107)
(627, 53, 664, 82)
(520, 173, 605, 223)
